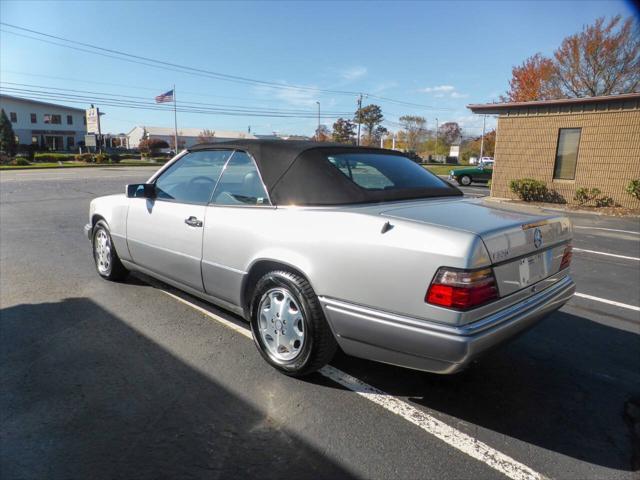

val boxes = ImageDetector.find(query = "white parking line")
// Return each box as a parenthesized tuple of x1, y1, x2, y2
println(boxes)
(160, 289, 545, 480)
(574, 293, 640, 312)
(573, 248, 640, 261)
(574, 226, 640, 235)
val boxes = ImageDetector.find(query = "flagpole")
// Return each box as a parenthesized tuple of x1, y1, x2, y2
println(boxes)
(173, 84, 178, 154)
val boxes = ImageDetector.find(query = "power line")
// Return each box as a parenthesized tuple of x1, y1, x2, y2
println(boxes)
(0, 22, 454, 112)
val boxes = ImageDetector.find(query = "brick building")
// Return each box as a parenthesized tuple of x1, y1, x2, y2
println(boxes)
(468, 93, 640, 209)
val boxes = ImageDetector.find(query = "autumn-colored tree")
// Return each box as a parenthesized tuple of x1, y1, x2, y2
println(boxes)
(554, 16, 639, 97)
(198, 129, 216, 143)
(313, 125, 331, 142)
(332, 118, 356, 144)
(354, 104, 384, 146)
(504, 53, 562, 102)
(460, 130, 496, 163)
(139, 138, 169, 155)
(399, 115, 427, 152)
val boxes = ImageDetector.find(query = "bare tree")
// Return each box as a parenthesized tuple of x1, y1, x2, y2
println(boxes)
(198, 129, 216, 143)
(399, 115, 427, 152)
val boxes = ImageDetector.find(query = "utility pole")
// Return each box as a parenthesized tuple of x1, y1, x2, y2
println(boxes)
(315, 101, 321, 140)
(356, 94, 363, 146)
(435, 117, 439, 161)
(480, 114, 487, 159)
(173, 84, 178, 154)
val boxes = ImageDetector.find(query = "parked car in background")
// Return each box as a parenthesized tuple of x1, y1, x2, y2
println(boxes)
(449, 160, 494, 186)
(86, 140, 574, 377)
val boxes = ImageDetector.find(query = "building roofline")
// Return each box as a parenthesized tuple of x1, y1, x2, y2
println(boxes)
(0, 94, 87, 113)
(467, 92, 640, 114)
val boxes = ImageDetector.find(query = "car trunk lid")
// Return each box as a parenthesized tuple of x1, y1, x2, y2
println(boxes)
(381, 199, 572, 296)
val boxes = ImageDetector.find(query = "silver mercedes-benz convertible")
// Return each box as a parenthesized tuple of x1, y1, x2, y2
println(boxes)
(85, 140, 575, 376)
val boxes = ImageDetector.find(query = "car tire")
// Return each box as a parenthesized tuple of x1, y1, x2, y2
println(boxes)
(459, 175, 472, 186)
(92, 220, 128, 281)
(250, 270, 337, 377)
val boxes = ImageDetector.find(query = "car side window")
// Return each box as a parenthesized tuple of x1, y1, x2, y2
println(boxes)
(154, 150, 233, 204)
(211, 151, 270, 206)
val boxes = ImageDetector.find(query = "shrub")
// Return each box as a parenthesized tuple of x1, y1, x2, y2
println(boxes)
(34, 152, 76, 162)
(109, 153, 121, 163)
(509, 178, 548, 202)
(95, 153, 110, 164)
(75, 153, 95, 163)
(544, 190, 566, 204)
(595, 196, 615, 207)
(12, 157, 30, 166)
(17, 144, 35, 161)
(574, 187, 602, 206)
(626, 179, 640, 201)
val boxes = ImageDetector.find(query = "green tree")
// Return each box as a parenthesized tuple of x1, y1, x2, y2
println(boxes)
(332, 118, 356, 144)
(399, 115, 427, 152)
(354, 104, 384, 146)
(0, 109, 17, 156)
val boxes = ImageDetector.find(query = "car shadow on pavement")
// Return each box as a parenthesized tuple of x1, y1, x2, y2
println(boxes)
(0, 298, 357, 480)
(329, 310, 640, 473)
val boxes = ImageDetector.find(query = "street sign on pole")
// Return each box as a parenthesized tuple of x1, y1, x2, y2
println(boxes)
(86, 107, 101, 134)
(84, 134, 97, 148)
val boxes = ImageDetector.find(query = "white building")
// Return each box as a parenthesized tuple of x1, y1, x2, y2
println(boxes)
(0, 95, 88, 150)
(126, 126, 259, 149)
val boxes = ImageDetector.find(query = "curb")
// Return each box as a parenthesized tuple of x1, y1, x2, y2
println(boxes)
(482, 197, 640, 218)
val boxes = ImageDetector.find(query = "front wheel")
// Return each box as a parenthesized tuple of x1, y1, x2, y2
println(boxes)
(92, 220, 128, 281)
(458, 175, 472, 186)
(250, 270, 337, 376)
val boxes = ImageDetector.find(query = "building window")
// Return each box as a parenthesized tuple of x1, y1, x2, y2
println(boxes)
(553, 128, 581, 180)
(31, 136, 39, 145)
(9, 112, 17, 123)
(66, 137, 75, 149)
(30, 113, 37, 123)
(44, 114, 51, 124)
(67, 115, 73, 125)
(51, 114, 62, 125)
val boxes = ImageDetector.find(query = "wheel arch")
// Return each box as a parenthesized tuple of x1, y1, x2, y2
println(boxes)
(240, 259, 315, 320)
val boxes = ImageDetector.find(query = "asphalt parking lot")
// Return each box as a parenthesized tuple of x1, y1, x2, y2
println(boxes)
(1, 167, 639, 480)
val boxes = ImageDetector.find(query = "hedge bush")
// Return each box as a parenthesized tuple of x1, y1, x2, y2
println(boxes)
(595, 196, 615, 208)
(94, 153, 109, 164)
(34, 152, 76, 162)
(574, 187, 601, 206)
(626, 179, 640, 201)
(109, 153, 121, 163)
(509, 178, 548, 202)
(75, 153, 95, 163)
(12, 158, 30, 166)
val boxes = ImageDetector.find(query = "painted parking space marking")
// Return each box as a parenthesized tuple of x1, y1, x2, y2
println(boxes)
(574, 226, 640, 235)
(573, 248, 639, 261)
(575, 292, 640, 312)
(160, 289, 546, 480)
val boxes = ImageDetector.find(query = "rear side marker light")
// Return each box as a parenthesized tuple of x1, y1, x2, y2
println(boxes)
(426, 267, 498, 310)
(560, 243, 573, 270)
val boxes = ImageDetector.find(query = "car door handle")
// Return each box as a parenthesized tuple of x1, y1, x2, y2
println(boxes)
(184, 216, 203, 227)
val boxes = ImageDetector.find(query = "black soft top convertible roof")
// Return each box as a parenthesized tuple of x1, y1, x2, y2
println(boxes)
(189, 139, 461, 206)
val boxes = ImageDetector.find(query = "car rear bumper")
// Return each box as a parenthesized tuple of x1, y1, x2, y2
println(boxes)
(319, 275, 575, 374)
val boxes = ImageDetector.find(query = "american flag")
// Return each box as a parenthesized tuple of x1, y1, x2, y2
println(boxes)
(155, 89, 174, 103)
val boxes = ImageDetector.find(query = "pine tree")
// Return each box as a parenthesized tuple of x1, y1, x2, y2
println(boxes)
(0, 109, 17, 156)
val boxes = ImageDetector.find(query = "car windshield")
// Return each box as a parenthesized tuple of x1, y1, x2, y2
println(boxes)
(326, 152, 450, 191)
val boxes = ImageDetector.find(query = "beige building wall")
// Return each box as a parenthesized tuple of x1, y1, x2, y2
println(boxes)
(490, 105, 640, 209)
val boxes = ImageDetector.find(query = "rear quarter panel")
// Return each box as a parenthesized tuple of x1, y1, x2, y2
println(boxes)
(201, 205, 489, 325)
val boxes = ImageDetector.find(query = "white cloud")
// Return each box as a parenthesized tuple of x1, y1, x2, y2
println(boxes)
(341, 66, 368, 81)
(253, 83, 320, 107)
(420, 84, 468, 99)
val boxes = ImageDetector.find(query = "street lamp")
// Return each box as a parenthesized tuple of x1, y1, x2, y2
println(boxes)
(315, 101, 321, 140)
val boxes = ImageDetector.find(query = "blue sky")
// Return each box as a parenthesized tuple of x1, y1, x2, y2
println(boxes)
(0, 0, 635, 137)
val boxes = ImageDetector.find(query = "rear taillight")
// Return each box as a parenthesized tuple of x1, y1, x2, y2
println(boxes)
(426, 267, 498, 310)
(560, 243, 573, 270)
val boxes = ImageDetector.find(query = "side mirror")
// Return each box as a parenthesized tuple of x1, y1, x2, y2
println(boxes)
(126, 183, 156, 198)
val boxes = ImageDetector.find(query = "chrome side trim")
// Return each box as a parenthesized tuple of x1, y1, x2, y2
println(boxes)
(319, 275, 574, 338)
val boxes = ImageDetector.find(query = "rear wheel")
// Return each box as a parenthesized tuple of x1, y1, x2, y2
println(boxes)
(92, 220, 128, 281)
(459, 175, 472, 186)
(250, 270, 337, 376)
